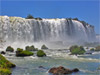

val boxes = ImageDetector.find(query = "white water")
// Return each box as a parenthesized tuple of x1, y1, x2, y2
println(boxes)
(0, 16, 96, 49)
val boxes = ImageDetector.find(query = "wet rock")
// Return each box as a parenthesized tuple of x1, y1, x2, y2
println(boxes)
(49, 66, 79, 75)
(97, 66, 100, 70)
(38, 66, 45, 69)
(1, 51, 6, 55)
(72, 68, 79, 72)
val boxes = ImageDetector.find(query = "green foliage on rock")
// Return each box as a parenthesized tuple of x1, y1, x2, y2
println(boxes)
(17, 48, 23, 52)
(26, 14, 34, 19)
(16, 48, 34, 57)
(0, 54, 16, 75)
(16, 51, 34, 57)
(41, 45, 48, 49)
(6, 46, 14, 52)
(37, 50, 46, 57)
(0, 68, 11, 75)
(70, 45, 86, 55)
(25, 45, 38, 51)
(69, 45, 78, 52)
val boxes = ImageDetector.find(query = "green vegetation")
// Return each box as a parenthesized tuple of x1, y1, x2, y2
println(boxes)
(16, 48, 34, 57)
(73, 18, 79, 21)
(25, 45, 38, 51)
(80, 21, 87, 25)
(35, 17, 42, 20)
(25, 14, 34, 19)
(70, 45, 86, 55)
(0, 54, 16, 75)
(0, 68, 11, 75)
(41, 45, 48, 49)
(6, 46, 14, 52)
(37, 50, 46, 57)
(70, 45, 78, 52)
(16, 48, 23, 52)
(95, 45, 100, 51)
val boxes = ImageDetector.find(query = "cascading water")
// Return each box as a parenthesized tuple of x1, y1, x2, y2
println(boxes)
(0, 16, 96, 48)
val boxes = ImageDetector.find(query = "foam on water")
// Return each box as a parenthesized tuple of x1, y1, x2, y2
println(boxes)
(43, 49, 100, 62)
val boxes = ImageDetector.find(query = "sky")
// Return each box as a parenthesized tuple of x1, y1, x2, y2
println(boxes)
(0, 0, 100, 34)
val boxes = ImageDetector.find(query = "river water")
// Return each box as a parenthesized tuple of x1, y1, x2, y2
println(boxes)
(5, 49, 100, 75)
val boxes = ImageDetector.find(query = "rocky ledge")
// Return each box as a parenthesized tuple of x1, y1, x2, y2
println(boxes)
(49, 66, 79, 75)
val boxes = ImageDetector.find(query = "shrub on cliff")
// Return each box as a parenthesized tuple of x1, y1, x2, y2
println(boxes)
(73, 18, 79, 21)
(41, 45, 48, 49)
(37, 50, 46, 57)
(6, 46, 14, 52)
(70, 45, 86, 55)
(26, 14, 34, 19)
(35, 17, 42, 20)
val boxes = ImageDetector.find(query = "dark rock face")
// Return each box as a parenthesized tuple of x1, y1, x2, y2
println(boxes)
(1, 51, 6, 55)
(72, 68, 79, 72)
(10, 64, 16, 68)
(49, 66, 79, 75)
(38, 66, 45, 69)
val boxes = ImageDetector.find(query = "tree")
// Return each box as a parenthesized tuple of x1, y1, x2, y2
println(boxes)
(73, 18, 79, 21)
(25, 14, 34, 19)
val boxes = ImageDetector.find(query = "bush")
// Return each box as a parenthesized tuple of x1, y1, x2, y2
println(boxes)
(37, 50, 46, 57)
(41, 45, 48, 49)
(16, 48, 23, 52)
(6, 46, 14, 52)
(25, 45, 38, 51)
(26, 14, 34, 19)
(68, 18, 72, 20)
(35, 17, 42, 20)
(80, 46, 84, 51)
(0, 68, 11, 75)
(70, 45, 86, 55)
(16, 49, 34, 57)
(69, 45, 78, 52)
(0, 54, 16, 75)
(73, 18, 79, 21)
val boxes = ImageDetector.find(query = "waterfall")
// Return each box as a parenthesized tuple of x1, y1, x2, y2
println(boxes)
(0, 16, 96, 48)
